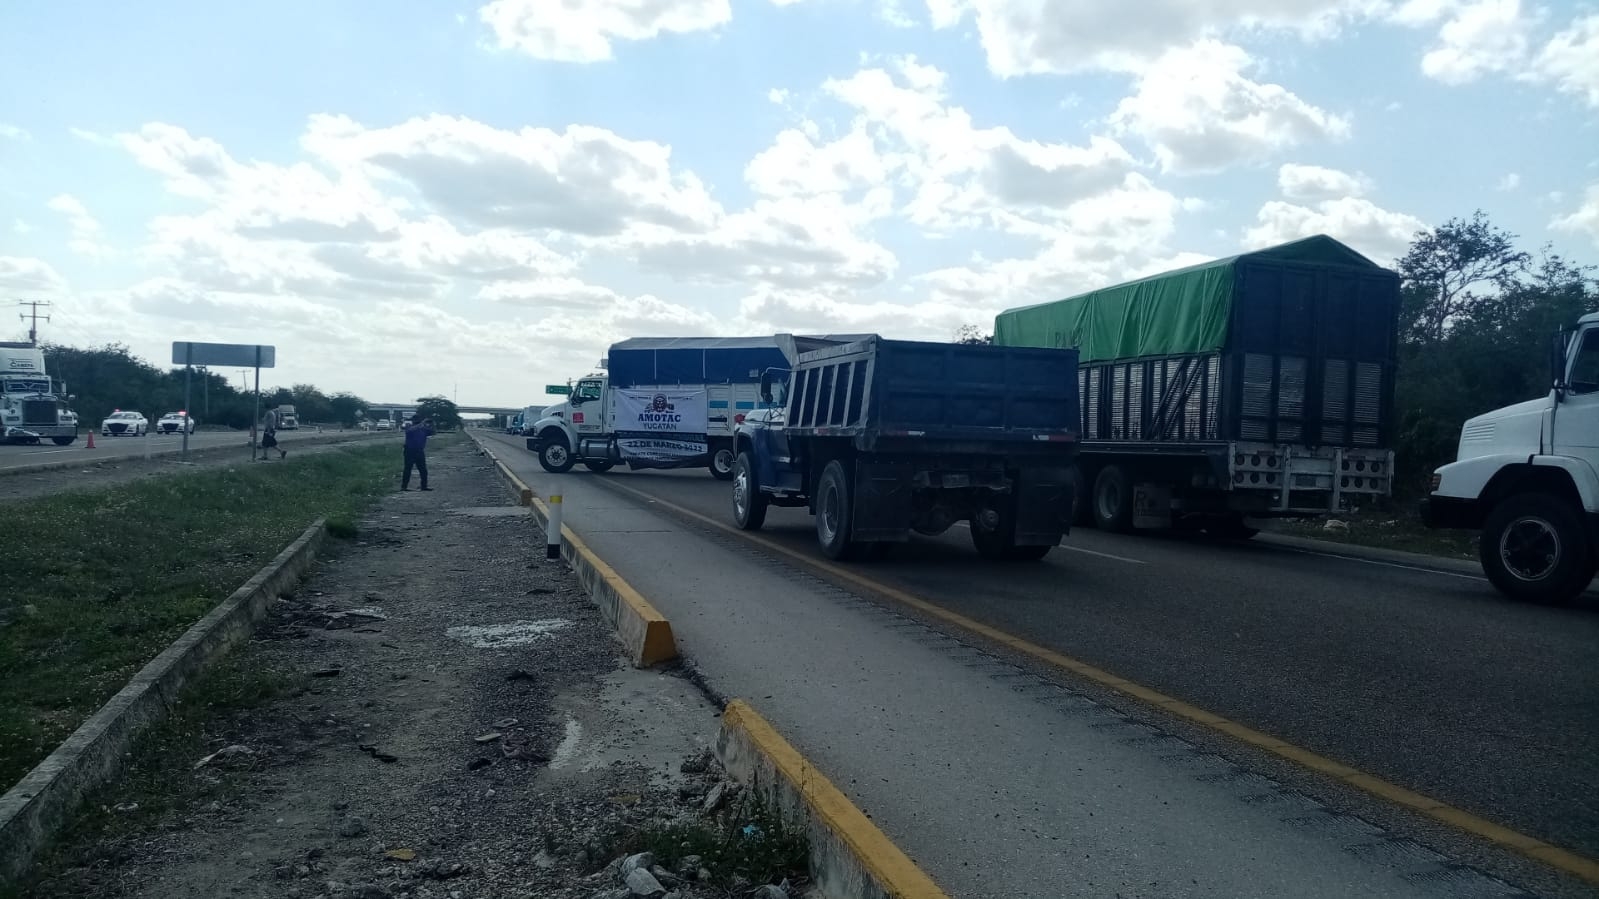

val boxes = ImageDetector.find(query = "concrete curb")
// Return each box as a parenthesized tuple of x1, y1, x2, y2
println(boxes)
(466, 433, 676, 668)
(1256, 531, 1482, 576)
(717, 700, 951, 899)
(0, 518, 329, 887)
(0, 431, 388, 479)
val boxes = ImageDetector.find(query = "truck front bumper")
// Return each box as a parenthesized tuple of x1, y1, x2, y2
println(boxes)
(1420, 494, 1482, 530)
(5, 424, 77, 439)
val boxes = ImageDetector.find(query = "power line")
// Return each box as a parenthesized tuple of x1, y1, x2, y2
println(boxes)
(15, 300, 52, 345)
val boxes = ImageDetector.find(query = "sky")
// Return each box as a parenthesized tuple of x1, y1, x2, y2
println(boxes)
(1, 0, 1597, 409)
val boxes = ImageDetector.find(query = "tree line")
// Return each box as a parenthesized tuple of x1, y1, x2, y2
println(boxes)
(40, 343, 463, 431)
(954, 212, 1599, 497)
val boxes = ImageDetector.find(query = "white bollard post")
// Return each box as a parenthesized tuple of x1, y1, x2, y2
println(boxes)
(546, 494, 563, 560)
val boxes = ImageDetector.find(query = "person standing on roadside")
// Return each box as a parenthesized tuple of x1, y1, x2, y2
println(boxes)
(402, 412, 434, 491)
(260, 408, 286, 460)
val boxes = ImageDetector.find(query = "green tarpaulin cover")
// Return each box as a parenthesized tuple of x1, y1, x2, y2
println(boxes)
(992, 235, 1380, 362)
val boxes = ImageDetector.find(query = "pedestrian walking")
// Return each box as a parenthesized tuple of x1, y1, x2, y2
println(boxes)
(402, 412, 434, 491)
(260, 408, 287, 460)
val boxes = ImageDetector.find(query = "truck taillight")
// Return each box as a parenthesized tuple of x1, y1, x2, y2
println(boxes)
(734, 414, 745, 424)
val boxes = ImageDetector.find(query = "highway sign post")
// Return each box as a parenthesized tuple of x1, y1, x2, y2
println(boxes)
(173, 342, 276, 460)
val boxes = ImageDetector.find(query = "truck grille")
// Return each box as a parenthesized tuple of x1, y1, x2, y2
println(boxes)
(22, 399, 55, 426)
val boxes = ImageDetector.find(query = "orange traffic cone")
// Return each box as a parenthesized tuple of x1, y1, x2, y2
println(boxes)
(85, 431, 95, 449)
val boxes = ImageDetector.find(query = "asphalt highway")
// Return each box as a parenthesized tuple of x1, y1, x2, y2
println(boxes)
(0, 427, 383, 472)
(480, 432, 1597, 897)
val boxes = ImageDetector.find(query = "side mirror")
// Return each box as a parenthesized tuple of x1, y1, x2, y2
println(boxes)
(1552, 329, 1570, 398)
(759, 372, 774, 404)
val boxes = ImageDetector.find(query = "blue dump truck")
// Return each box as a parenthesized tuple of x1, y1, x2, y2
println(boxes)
(993, 234, 1400, 537)
(731, 336, 1082, 561)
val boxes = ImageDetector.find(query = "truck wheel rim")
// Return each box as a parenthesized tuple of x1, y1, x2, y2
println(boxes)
(733, 467, 749, 518)
(547, 445, 568, 466)
(714, 448, 735, 474)
(1500, 516, 1560, 582)
(1096, 481, 1120, 521)
(819, 481, 841, 544)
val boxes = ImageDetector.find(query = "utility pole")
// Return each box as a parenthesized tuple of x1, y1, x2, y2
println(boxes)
(16, 300, 51, 345)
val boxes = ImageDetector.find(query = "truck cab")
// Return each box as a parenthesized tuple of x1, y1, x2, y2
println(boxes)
(1424, 312, 1599, 603)
(525, 377, 616, 473)
(0, 342, 79, 445)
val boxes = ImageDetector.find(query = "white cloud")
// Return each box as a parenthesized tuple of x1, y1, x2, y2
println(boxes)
(47, 194, 112, 260)
(1110, 41, 1351, 174)
(925, 0, 1377, 76)
(477, 0, 731, 62)
(1496, 172, 1521, 191)
(12, 219, 33, 234)
(1417, 0, 1536, 84)
(1551, 184, 1599, 246)
(0, 256, 67, 293)
(820, 57, 1140, 233)
(0, 124, 29, 141)
(1244, 196, 1426, 264)
(1533, 14, 1599, 107)
(303, 113, 719, 237)
(1278, 163, 1371, 201)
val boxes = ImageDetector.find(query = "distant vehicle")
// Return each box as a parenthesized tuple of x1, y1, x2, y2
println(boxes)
(359, 419, 373, 431)
(1425, 311, 1599, 604)
(992, 234, 1399, 538)
(155, 411, 196, 435)
(735, 336, 1082, 562)
(0, 342, 79, 445)
(101, 410, 148, 437)
(375, 419, 394, 431)
(274, 405, 299, 429)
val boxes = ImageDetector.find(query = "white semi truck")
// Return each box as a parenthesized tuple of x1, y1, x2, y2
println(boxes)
(1424, 312, 1599, 603)
(0, 342, 79, 445)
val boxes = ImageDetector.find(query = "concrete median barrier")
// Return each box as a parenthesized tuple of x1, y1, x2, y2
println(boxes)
(0, 518, 327, 887)
(717, 699, 951, 899)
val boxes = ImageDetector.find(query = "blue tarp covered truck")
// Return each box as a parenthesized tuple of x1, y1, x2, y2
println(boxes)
(526, 335, 863, 478)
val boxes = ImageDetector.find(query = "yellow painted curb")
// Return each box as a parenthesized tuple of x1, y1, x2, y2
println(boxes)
(529, 494, 677, 668)
(718, 700, 951, 899)
(464, 432, 676, 668)
(601, 479, 1599, 888)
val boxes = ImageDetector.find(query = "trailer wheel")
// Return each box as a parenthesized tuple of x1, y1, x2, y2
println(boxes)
(709, 445, 736, 481)
(815, 460, 865, 560)
(1092, 466, 1134, 533)
(583, 460, 614, 473)
(1481, 492, 1594, 605)
(538, 434, 576, 473)
(51, 436, 76, 446)
(732, 452, 768, 531)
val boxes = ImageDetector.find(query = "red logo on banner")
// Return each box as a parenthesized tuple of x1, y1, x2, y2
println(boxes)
(572, 412, 584, 424)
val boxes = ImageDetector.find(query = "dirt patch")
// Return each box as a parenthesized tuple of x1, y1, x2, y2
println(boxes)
(17, 441, 809, 899)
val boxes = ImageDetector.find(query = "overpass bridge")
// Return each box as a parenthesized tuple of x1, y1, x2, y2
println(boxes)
(369, 403, 521, 420)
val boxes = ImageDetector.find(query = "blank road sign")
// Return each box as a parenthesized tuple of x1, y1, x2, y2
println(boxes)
(172, 342, 277, 368)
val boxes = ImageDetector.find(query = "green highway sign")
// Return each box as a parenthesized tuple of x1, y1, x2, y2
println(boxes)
(545, 384, 572, 395)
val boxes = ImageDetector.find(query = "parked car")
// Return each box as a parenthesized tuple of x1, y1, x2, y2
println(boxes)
(155, 411, 196, 435)
(100, 410, 148, 436)
(375, 419, 394, 431)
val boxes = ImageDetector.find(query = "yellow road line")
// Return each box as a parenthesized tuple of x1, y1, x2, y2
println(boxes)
(599, 478, 1599, 887)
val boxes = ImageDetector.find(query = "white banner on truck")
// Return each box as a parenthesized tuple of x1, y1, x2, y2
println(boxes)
(614, 389, 709, 469)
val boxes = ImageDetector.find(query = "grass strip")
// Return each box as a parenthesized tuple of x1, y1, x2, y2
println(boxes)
(1272, 505, 1478, 561)
(0, 442, 402, 789)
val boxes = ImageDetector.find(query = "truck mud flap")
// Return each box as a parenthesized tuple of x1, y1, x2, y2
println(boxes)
(852, 460, 914, 542)
(1014, 467, 1074, 546)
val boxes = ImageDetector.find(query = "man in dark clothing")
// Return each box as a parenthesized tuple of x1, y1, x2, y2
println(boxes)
(402, 414, 434, 491)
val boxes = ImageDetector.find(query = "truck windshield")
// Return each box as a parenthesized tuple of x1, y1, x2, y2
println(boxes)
(1570, 329, 1599, 394)
(575, 381, 603, 402)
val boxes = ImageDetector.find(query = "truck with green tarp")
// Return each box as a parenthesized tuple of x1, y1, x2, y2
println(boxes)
(992, 234, 1400, 535)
